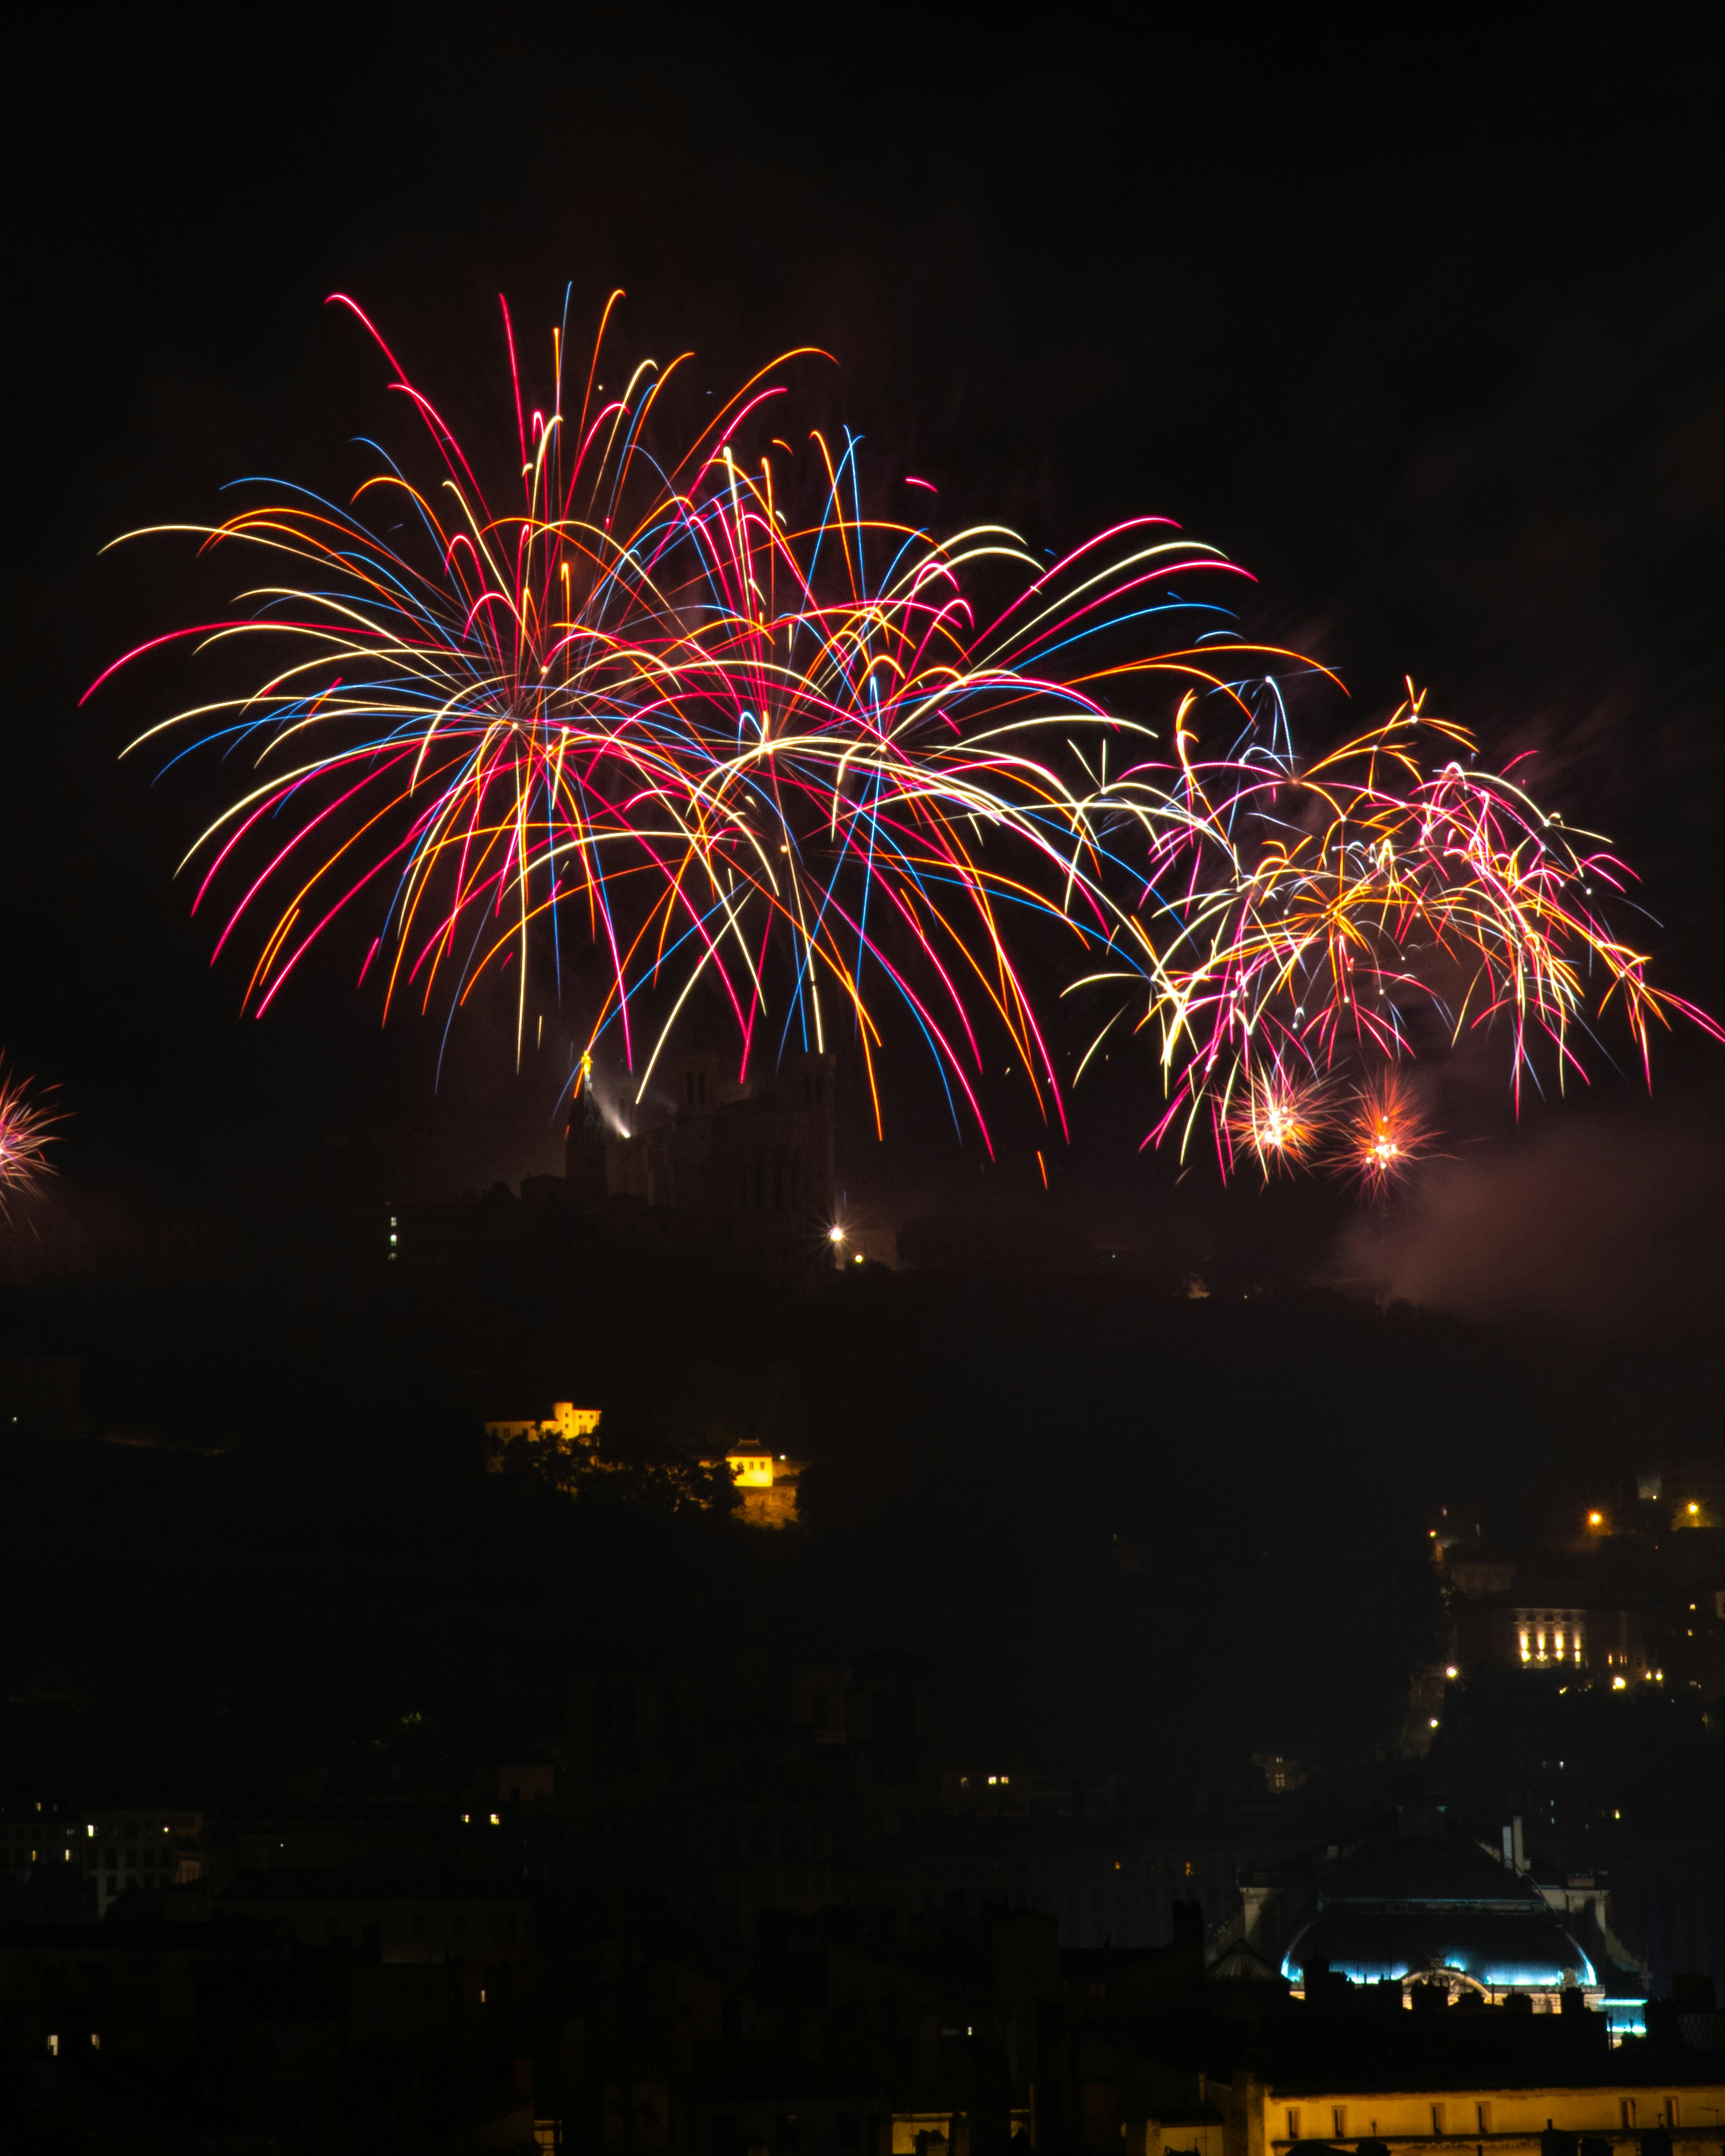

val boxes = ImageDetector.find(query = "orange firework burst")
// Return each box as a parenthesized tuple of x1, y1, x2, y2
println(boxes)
(1340, 1069, 1430, 1194)
(1229, 1066, 1327, 1176)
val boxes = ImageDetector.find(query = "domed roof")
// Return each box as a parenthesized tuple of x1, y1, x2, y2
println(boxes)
(1279, 1828, 1596, 1992)
(1282, 1907, 1594, 1990)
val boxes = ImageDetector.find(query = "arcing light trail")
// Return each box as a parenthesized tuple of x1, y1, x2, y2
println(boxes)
(91, 295, 1720, 1191)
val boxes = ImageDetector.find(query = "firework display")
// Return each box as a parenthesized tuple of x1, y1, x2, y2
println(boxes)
(1340, 1069, 1432, 1194)
(1073, 687, 1723, 1181)
(92, 296, 1718, 1192)
(0, 1066, 59, 1215)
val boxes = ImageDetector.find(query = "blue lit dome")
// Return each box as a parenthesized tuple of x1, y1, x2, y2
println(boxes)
(1279, 1833, 1596, 1996)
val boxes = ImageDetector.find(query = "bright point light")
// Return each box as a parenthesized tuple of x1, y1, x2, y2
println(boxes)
(1444, 1665, 1458, 1679)
(828, 1225, 844, 1243)
(1587, 1510, 1603, 1526)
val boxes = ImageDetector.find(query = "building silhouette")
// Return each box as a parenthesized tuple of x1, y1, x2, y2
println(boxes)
(566, 1047, 836, 1260)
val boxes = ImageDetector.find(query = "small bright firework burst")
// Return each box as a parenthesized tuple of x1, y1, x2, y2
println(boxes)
(1339, 1069, 1429, 1194)
(1228, 1064, 1327, 1176)
(0, 1065, 60, 1214)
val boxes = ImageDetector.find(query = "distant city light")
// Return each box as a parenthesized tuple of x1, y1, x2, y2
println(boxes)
(1613, 1677, 1627, 1690)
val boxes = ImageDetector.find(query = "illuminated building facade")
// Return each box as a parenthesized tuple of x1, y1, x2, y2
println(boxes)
(484, 1401, 602, 1450)
(1481, 1605, 1652, 1683)
(714, 1439, 803, 1527)
(1238, 2059, 1725, 2156)
(672, 1437, 806, 1524)
(1, 1807, 203, 1913)
(1498, 1606, 1588, 1671)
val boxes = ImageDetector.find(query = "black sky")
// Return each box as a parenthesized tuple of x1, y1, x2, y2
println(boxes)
(6, 1, 1724, 1337)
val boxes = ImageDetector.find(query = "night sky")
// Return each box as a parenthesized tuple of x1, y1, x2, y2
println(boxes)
(8, 3, 1724, 1347)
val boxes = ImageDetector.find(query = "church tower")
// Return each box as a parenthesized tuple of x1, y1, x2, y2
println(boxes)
(564, 1054, 609, 1210)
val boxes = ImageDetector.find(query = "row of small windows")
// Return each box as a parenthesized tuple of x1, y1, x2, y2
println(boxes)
(4, 1845, 176, 1873)
(1282, 2098, 1683, 2139)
